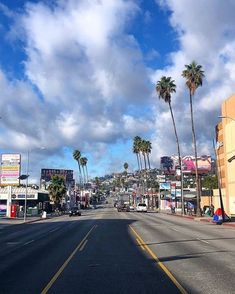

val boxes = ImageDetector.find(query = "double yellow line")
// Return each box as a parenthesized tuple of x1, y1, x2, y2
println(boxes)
(41, 225, 97, 294)
(129, 225, 188, 294)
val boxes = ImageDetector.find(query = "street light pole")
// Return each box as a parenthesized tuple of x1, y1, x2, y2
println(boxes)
(24, 149, 30, 223)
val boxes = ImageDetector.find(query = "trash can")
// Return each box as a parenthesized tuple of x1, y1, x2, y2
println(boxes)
(42, 211, 47, 219)
(10, 205, 17, 218)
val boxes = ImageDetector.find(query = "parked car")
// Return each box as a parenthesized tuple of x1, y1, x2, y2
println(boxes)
(117, 203, 130, 212)
(129, 205, 135, 211)
(136, 203, 147, 212)
(69, 206, 81, 217)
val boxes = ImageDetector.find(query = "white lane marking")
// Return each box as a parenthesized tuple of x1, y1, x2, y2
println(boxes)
(79, 239, 88, 251)
(171, 228, 180, 232)
(6, 242, 21, 245)
(49, 228, 60, 233)
(24, 240, 35, 245)
(196, 238, 209, 244)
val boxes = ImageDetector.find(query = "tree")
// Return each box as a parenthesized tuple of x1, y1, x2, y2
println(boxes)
(145, 140, 152, 170)
(141, 139, 152, 170)
(73, 149, 82, 186)
(202, 175, 218, 190)
(123, 162, 128, 174)
(133, 136, 143, 171)
(80, 157, 88, 184)
(48, 175, 67, 207)
(156, 76, 184, 213)
(182, 61, 205, 216)
(140, 139, 148, 170)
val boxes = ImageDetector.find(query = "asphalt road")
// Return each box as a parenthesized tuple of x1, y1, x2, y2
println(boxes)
(0, 206, 235, 294)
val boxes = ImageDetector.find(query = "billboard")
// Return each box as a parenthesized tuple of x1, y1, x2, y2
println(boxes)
(159, 182, 171, 190)
(41, 169, 74, 184)
(0, 154, 21, 186)
(160, 155, 211, 174)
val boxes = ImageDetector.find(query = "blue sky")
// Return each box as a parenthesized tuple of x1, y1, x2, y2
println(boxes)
(0, 0, 234, 183)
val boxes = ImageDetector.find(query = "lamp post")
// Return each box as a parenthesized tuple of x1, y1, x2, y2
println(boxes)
(19, 147, 45, 222)
(19, 150, 29, 222)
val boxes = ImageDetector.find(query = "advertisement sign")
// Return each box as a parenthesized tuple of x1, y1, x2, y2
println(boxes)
(159, 182, 171, 190)
(161, 155, 211, 174)
(41, 169, 74, 183)
(1, 154, 21, 186)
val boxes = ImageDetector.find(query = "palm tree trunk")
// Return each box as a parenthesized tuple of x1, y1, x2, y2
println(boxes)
(82, 166, 86, 185)
(147, 153, 151, 170)
(169, 101, 184, 215)
(189, 92, 200, 216)
(77, 162, 83, 186)
(136, 154, 140, 171)
(138, 153, 143, 170)
(85, 165, 89, 183)
(143, 153, 147, 170)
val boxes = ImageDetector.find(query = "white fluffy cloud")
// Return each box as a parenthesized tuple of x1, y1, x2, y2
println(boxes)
(1, 0, 235, 177)
(150, 0, 235, 166)
(0, 0, 153, 177)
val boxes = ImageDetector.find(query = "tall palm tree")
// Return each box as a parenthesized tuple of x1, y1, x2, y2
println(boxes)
(145, 140, 152, 170)
(182, 61, 205, 216)
(133, 144, 140, 171)
(156, 76, 184, 214)
(83, 157, 89, 183)
(141, 139, 150, 170)
(73, 149, 82, 186)
(80, 157, 87, 185)
(133, 136, 143, 171)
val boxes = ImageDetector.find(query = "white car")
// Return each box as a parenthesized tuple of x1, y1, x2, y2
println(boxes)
(136, 203, 147, 212)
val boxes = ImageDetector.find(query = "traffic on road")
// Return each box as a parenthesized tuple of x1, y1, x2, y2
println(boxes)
(1, 202, 235, 294)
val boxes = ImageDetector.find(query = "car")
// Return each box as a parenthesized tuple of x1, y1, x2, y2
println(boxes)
(129, 205, 135, 211)
(136, 203, 147, 212)
(69, 206, 81, 217)
(117, 203, 130, 212)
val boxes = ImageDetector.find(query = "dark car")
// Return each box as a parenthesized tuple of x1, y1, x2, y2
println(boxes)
(69, 206, 81, 217)
(117, 204, 130, 212)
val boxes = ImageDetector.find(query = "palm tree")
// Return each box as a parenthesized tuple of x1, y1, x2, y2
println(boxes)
(140, 139, 147, 170)
(133, 136, 143, 171)
(73, 149, 82, 186)
(156, 76, 184, 214)
(83, 157, 89, 183)
(48, 175, 67, 207)
(80, 157, 87, 184)
(182, 61, 205, 216)
(123, 162, 128, 174)
(145, 140, 152, 170)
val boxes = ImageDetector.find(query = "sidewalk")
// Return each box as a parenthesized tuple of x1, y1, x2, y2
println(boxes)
(0, 214, 52, 225)
(162, 211, 235, 228)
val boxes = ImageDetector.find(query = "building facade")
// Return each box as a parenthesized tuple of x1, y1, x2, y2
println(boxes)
(216, 94, 235, 216)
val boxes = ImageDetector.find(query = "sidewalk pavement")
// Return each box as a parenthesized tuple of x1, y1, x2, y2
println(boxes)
(0, 214, 53, 225)
(164, 211, 235, 228)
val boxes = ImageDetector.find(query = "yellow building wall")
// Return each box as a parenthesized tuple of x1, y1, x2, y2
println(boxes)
(221, 94, 235, 216)
(212, 188, 227, 212)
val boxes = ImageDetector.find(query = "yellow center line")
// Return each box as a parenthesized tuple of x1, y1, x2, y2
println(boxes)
(136, 238, 146, 251)
(129, 225, 188, 294)
(79, 239, 88, 251)
(41, 225, 96, 294)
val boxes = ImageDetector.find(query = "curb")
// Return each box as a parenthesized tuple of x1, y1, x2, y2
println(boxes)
(163, 212, 235, 227)
(0, 215, 56, 225)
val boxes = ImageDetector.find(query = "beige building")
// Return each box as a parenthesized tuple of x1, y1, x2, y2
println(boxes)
(216, 94, 235, 216)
